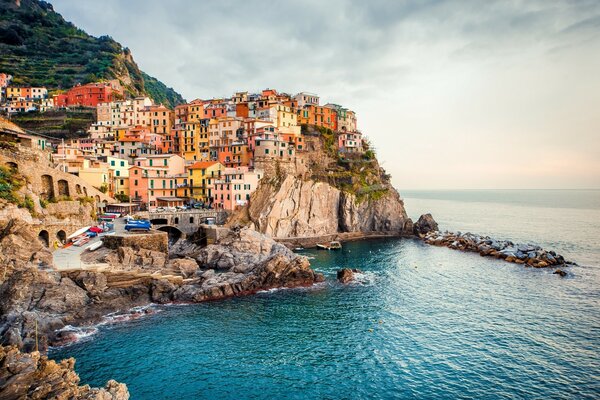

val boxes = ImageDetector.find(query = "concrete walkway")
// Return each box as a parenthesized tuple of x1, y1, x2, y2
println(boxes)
(52, 217, 128, 271)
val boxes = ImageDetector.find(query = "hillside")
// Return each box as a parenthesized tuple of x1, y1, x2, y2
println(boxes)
(10, 109, 95, 138)
(0, 0, 184, 107)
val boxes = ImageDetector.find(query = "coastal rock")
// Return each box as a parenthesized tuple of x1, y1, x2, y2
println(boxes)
(553, 269, 567, 277)
(1, 225, 325, 350)
(421, 230, 575, 271)
(413, 213, 439, 235)
(0, 345, 129, 399)
(337, 268, 362, 284)
(247, 175, 412, 239)
(167, 257, 199, 278)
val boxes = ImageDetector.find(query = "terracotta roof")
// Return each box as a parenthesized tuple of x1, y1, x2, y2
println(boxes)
(188, 161, 219, 169)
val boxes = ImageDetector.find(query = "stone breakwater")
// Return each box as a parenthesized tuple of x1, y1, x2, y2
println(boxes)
(421, 230, 574, 269)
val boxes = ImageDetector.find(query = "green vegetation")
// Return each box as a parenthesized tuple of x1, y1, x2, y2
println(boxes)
(10, 109, 95, 138)
(0, 0, 184, 107)
(302, 125, 390, 204)
(78, 196, 95, 206)
(0, 165, 36, 211)
(115, 193, 129, 202)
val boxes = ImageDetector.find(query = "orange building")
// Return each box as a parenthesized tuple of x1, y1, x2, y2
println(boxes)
(297, 105, 337, 130)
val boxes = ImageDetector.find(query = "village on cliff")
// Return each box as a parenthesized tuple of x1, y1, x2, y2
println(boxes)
(0, 73, 365, 212)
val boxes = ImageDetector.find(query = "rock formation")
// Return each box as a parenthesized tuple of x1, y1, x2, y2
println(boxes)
(420, 226, 574, 269)
(0, 345, 129, 399)
(247, 175, 412, 239)
(413, 213, 438, 235)
(0, 224, 323, 351)
(337, 268, 362, 284)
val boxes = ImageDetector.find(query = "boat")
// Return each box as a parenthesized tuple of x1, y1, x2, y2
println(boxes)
(125, 219, 151, 232)
(316, 241, 342, 250)
(66, 226, 92, 241)
(73, 236, 91, 247)
(86, 241, 103, 252)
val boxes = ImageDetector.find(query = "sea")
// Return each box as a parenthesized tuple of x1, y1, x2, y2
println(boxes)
(50, 190, 600, 399)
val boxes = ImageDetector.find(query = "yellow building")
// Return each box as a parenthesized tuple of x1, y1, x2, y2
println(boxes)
(107, 156, 130, 198)
(276, 104, 298, 128)
(181, 121, 210, 162)
(79, 161, 113, 196)
(188, 160, 224, 203)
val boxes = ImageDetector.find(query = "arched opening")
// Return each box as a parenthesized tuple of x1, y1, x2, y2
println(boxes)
(41, 174, 54, 201)
(83, 187, 88, 196)
(157, 226, 182, 245)
(38, 230, 49, 247)
(189, 217, 194, 223)
(75, 184, 82, 194)
(5, 161, 17, 171)
(57, 179, 70, 197)
(150, 218, 169, 225)
(174, 217, 179, 224)
(56, 230, 66, 244)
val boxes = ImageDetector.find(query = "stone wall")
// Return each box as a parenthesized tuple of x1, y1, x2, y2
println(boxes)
(103, 231, 169, 253)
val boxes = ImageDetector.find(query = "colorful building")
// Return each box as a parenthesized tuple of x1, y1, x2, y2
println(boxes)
(188, 160, 224, 204)
(213, 167, 263, 210)
(128, 154, 186, 208)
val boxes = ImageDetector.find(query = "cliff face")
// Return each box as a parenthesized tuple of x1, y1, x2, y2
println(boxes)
(243, 131, 413, 239)
(248, 176, 412, 238)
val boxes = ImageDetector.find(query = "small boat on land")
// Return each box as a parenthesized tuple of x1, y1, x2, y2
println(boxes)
(67, 226, 92, 240)
(86, 241, 103, 252)
(316, 241, 342, 250)
(73, 236, 91, 247)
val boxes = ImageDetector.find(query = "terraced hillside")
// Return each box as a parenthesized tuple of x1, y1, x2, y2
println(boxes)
(0, 0, 184, 108)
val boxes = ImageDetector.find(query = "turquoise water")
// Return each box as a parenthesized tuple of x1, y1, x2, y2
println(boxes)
(50, 190, 600, 399)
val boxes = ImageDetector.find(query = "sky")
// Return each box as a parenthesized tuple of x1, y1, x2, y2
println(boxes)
(51, 0, 600, 190)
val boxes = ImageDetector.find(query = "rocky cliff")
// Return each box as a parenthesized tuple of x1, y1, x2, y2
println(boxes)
(0, 223, 322, 352)
(248, 175, 412, 238)
(243, 131, 413, 239)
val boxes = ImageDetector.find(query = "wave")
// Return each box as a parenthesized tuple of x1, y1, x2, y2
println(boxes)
(51, 304, 161, 349)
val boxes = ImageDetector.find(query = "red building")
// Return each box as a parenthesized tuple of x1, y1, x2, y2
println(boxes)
(68, 83, 116, 107)
(55, 81, 124, 108)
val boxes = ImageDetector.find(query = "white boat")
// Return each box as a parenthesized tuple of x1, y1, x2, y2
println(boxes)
(67, 226, 92, 241)
(86, 241, 103, 251)
(316, 241, 342, 250)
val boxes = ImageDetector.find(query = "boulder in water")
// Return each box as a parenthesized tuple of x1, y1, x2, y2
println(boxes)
(553, 269, 567, 277)
(413, 213, 439, 235)
(337, 268, 362, 284)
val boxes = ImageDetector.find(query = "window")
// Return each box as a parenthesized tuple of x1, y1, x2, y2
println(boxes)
(110, 160, 115, 166)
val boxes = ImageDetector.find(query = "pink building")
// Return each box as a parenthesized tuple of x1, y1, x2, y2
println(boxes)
(213, 167, 263, 210)
(129, 154, 186, 208)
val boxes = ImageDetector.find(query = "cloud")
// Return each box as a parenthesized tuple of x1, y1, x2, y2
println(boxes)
(50, 0, 600, 189)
